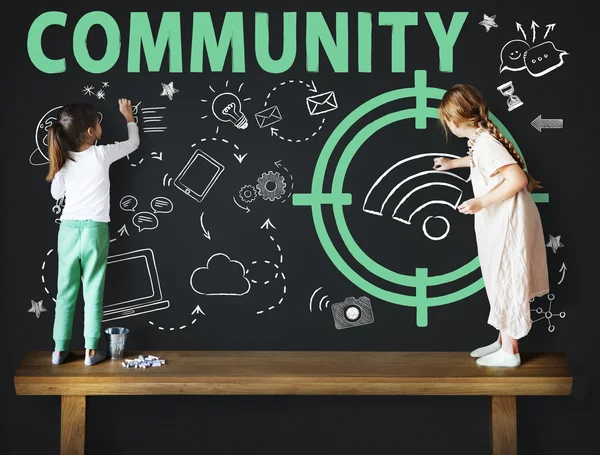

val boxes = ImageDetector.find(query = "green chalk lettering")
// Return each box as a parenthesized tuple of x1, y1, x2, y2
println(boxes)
(425, 12, 468, 72)
(73, 12, 121, 73)
(27, 12, 67, 74)
(358, 12, 372, 73)
(190, 12, 245, 72)
(379, 12, 418, 72)
(128, 12, 182, 72)
(306, 12, 349, 72)
(255, 12, 297, 73)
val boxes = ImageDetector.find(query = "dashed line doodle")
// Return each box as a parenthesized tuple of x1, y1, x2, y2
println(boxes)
(261, 80, 330, 142)
(149, 305, 205, 332)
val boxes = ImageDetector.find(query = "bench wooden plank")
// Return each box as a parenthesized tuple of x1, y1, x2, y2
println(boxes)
(14, 351, 572, 396)
(490, 396, 516, 455)
(61, 395, 86, 455)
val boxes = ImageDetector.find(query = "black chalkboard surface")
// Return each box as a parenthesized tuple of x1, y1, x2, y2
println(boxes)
(3, 1, 598, 453)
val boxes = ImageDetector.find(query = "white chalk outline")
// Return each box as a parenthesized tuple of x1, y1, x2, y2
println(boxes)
(174, 150, 225, 203)
(119, 195, 138, 212)
(422, 216, 450, 241)
(392, 182, 463, 224)
(211, 92, 248, 129)
(190, 253, 251, 296)
(132, 211, 159, 232)
(363, 153, 466, 219)
(101, 248, 170, 321)
(150, 196, 173, 214)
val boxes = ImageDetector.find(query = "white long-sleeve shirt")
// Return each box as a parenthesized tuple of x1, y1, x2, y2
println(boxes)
(51, 122, 140, 222)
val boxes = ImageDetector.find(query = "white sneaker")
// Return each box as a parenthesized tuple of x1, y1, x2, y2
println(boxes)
(470, 340, 502, 358)
(476, 348, 521, 367)
(84, 350, 107, 366)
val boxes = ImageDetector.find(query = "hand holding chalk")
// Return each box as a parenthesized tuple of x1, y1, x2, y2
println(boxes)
(433, 157, 453, 171)
(118, 98, 135, 123)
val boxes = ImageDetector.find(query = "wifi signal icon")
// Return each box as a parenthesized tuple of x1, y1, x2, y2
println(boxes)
(162, 173, 173, 187)
(309, 287, 331, 312)
(363, 153, 469, 241)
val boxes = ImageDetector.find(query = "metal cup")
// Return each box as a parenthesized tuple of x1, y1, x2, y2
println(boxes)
(104, 327, 129, 360)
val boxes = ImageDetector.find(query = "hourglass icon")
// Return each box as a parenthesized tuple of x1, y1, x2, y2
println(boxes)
(497, 81, 524, 111)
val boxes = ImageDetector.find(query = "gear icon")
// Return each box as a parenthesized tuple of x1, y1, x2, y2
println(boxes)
(239, 185, 258, 203)
(256, 171, 286, 201)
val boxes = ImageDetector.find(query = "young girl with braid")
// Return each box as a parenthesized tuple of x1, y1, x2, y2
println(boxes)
(433, 84, 549, 367)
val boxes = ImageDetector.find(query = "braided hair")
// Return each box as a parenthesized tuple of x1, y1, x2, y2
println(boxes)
(438, 84, 542, 192)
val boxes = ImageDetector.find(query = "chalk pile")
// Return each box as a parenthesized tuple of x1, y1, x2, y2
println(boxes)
(122, 355, 166, 368)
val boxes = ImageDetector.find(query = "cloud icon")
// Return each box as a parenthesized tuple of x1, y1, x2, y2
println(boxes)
(190, 253, 251, 296)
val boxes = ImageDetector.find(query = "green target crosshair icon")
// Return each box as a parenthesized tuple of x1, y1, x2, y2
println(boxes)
(293, 70, 549, 327)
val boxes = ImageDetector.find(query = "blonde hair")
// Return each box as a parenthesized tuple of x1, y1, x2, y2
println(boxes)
(437, 84, 542, 192)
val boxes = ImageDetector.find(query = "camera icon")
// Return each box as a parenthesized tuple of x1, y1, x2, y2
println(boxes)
(331, 296, 374, 330)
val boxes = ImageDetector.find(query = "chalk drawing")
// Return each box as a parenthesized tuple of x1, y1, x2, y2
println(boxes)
(257, 171, 286, 202)
(530, 293, 566, 332)
(160, 81, 178, 100)
(546, 234, 564, 253)
(499, 21, 568, 77)
(479, 14, 498, 32)
(28, 300, 46, 318)
(331, 296, 375, 330)
(174, 150, 224, 203)
(497, 81, 524, 111)
(190, 253, 251, 296)
(363, 153, 468, 240)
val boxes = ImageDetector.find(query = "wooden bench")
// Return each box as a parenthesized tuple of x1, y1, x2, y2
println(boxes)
(14, 350, 574, 454)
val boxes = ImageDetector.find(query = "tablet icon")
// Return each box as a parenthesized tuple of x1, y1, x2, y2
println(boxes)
(174, 150, 225, 203)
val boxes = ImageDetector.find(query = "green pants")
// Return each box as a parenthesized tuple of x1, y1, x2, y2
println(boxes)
(53, 220, 109, 351)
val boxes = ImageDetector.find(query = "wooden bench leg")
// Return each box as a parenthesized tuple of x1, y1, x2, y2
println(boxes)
(489, 395, 516, 455)
(61, 395, 86, 455)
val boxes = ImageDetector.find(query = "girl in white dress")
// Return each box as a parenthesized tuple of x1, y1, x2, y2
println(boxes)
(433, 84, 549, 367)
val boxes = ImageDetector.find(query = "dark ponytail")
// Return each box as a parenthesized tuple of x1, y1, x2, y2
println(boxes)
(45, 102, 100, 182)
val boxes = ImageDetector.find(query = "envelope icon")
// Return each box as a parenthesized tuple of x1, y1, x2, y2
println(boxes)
(255, 106, 283, 128)
(306, 91, 338, 116)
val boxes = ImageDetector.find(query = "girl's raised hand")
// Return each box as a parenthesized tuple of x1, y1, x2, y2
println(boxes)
(433, 157, 452, 171)
(118, 99, 135, 123)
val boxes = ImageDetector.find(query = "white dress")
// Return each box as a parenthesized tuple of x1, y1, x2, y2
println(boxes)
(469, 130, 549, 339)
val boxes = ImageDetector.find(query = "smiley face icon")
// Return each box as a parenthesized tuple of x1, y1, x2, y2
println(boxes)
(499, 39, 530, 73)
(29, 106, 103, 166)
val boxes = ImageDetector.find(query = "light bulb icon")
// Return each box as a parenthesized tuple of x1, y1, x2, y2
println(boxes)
(211, 92, 248, 129)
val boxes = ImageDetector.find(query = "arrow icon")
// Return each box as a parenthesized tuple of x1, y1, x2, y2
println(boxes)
(200, 212, 211, 240)
(191, 305, 205, 316)
(308, 80, 318, 93)
(270, 127, 279, 137)
(544, 23, 556, 39)
(261, 218, 276, 230)
(530, 20, 539, 42)
(558, 262, 567, 285)
(516, 22, 527, 41)
(234, 153, 247, 163)
(233, 196, 250, 213)
(118, 225, 129, 237)
(531, 114, 563, 132)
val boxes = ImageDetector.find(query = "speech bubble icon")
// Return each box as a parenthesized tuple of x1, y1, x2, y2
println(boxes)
(524, 41, 568, 77)
(150, 197, 173, 214)
(132, 211, 159, 232)
(119, 195, 138, 212)
(499, 39, 529, 73)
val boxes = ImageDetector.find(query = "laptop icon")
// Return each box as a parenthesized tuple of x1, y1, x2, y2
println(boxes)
(102, 248, 170, 322)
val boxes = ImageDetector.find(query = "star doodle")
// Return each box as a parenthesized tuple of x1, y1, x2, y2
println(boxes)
(28, 300, 47, 318)
(479, 14, 498, 32)
(102, 81, 110, 88)
(82, 85, 95, 96)
(546, 234, 564, 254)
(96, 89, 106, 100)
(160, 81, 179, 100)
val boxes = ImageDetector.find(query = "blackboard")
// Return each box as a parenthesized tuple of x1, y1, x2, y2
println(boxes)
(3, 1, 598, 453)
